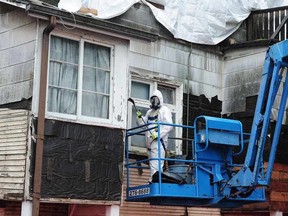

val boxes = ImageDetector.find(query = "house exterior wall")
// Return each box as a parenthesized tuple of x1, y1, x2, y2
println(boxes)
(0, 5, 34, 202)
(0, 108, 29, 200)
(129, 39, 223, 101)
(0, 1, 127, 210)
(11, 19, 128, 205)
(0, 7, 36, 104)
(222, 47, 268, 114)
(37, 119, 124, 201)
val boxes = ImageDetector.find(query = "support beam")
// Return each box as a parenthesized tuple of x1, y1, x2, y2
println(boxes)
(105, 205, 120, 216)
(21, 201, 32, 216)
(270, 211, 283, 216)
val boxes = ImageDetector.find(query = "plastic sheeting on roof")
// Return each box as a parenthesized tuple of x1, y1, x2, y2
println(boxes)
(58, 0, 288, 45)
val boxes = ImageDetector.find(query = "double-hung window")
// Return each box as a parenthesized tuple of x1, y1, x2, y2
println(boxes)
(47, 35, 112, 122)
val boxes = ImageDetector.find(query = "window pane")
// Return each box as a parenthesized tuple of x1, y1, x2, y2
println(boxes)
(167, 113, 175, 151)
(50, 36, 79, 64)
(131, 81, 150, 100)
(48, 36, 79, 115)
(82, 93, 109, 118)
(47, 87, 77, 114)
(83, 68, 110, 94)
(158, 85, 175, 104)
(82, 42, 111, 119)
(49, 62, 78, 89)
(84, 42, 110, 70)
(131, 107, 149, 148)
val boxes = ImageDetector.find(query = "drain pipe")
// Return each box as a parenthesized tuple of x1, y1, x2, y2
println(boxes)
(32, 16, 56, 216)
(186, 43, 192, 156)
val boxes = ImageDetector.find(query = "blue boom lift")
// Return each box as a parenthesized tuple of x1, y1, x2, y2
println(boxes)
(125, 39, 288, 208)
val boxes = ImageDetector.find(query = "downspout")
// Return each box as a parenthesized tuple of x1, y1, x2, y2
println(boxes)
(186, 43, 192, 156)
(32, 16, 56, 216)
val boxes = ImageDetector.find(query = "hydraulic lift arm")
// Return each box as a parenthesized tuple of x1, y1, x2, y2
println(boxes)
(228, 40, 288, 188)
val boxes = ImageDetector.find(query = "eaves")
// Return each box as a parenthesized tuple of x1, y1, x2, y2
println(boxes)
(26, 2, 159, 42)
(220, 39, 279, 52)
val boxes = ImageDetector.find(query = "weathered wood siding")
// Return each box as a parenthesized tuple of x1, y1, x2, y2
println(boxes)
(0, 108, 29, 200)
(0, 6, 36, 105)
(246, 7, 288, 41)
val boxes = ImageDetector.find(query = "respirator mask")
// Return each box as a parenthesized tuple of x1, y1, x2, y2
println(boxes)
(150, 96, 160, 110)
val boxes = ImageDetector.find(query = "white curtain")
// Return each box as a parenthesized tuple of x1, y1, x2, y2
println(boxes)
(48, 36, 111, 119)
(82, 42, 110, 118)
(48, 36, 78, 115)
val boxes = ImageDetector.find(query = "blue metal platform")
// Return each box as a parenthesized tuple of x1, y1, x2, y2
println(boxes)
(125, 118, 266, 207)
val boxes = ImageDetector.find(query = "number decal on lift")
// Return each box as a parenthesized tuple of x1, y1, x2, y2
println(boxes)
(129, 187, 150, 197)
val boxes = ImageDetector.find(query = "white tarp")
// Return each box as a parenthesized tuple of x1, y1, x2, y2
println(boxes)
(58, 0, 288, 45)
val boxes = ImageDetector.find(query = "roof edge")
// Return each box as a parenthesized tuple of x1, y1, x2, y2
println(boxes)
(26, 2, 159, 42)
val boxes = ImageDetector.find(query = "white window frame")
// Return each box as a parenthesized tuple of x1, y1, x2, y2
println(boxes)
(128, 76, 183, 155)
(46, 33, 114, 125)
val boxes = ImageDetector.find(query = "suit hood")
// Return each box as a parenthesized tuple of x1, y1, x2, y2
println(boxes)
(150, 90, 163, 107)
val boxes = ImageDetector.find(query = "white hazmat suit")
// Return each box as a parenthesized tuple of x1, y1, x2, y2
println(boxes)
(136, 90, 173, 182)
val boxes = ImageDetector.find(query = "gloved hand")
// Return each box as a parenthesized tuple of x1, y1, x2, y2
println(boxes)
(136, 111, 142, 118)
(150, 132, 158, 140)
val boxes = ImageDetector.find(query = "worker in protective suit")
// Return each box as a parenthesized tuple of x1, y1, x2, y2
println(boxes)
(136, 90, 173, 182)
